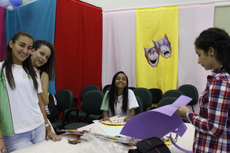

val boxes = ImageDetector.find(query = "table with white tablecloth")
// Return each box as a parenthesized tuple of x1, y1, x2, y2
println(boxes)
(12, 118, 194, 153)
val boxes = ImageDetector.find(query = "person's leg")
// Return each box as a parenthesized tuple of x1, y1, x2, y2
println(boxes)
(3, 132, 33, 153)
(32, 123, 45, 144)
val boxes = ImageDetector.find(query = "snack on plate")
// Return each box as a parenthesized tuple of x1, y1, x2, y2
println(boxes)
(100, 118, 126, 126)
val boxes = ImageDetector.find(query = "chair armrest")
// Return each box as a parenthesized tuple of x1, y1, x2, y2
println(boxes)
(73, 98, 78, 108)
(62, 108, 79, 126)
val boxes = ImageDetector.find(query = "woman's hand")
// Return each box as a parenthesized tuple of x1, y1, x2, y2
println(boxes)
(175, 106, 190, 117)
(101, 111, 111, 122)
(46, 129, 61, 141)
(100, 116, 111, 122)
(123, 116, 131, 122)
(123, 108, 135, 122)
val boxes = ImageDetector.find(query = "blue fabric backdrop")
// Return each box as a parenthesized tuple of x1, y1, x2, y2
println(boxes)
(5, 0, 57, 94)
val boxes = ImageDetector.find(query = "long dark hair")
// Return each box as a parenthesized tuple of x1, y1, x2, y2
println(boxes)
(33, 40, 55, 80)
(195, 27, 230, 74)
(108, 71, 129, 116)
(1, 31, 38, 90)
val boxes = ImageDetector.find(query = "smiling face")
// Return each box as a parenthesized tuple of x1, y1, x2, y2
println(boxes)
(195, 46, 215, 70)
(144, 46, 159, 67)
(31, 45, 51, 68)
(115, 73, 128, 89)
(10, 35, 33, 65)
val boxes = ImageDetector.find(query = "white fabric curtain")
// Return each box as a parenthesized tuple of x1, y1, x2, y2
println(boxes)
(102, 9, 136, 89)
(178, 3, 215, 113)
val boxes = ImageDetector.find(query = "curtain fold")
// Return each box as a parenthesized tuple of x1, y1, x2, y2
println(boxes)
(136, 6, 179, 93)
(5, 0, 57, 94)
(178, 3, 215, 113)
(55, 0, 102, 107)
(102, 9, 136, 88)
(0, 7, 6, 61)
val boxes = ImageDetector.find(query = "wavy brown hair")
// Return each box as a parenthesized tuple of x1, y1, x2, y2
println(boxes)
(195, 27, 230, 74)
(33, 40, 55, 80)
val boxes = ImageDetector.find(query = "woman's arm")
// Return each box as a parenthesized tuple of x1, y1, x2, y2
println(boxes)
(0, 131, 5, 152)
(124, 108, 135, 122)
(183, 80, 230, 137)
(38, 94, 61, 141)
(40, 72, 49, 106)
(123, 90, 139, 122)
(102, 111, 111, 121)
(100, 93, 111, 121)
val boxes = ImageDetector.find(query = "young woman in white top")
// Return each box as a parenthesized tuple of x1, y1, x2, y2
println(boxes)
(31, 40, 55, 106)
(31, 40, 57, 133)
(0, 31, 60, 153)
(100, 71, 139, 122)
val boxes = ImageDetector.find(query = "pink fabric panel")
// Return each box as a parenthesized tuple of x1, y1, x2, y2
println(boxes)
(0, 7, 6, 61)
(102, 9, 136, 88)
(178, 3, 215, 113)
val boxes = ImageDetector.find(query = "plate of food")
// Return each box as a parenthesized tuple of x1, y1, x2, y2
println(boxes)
(100, 118, 126, 126)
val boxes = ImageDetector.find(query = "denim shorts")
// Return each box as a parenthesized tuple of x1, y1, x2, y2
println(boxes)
(2, 123, 45, 153)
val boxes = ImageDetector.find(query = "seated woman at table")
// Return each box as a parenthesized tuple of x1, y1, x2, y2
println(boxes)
(100, 71, 139, 122)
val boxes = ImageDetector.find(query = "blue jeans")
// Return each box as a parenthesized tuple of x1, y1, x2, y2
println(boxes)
(2, 123, 45, 153)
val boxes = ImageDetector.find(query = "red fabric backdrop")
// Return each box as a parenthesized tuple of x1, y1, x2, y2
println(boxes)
(0, 7, 6, 61)
(55, 0, 102, 108)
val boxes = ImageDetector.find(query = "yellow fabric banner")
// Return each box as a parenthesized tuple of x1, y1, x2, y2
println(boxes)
(136, 6, 178, 93)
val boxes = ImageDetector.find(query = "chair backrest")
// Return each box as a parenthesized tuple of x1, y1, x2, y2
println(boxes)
(135, 96, 144, 115)
(149, 88, 163, 104)
(81, 90, 104, 115)
(128, 87, 136, 91)
(162, 89, 184, 99)
(178, 84, 199, 106)
(54, 89, 73, 112)
(81, 84, 100, 100)
(102, 84, 111, 93)
(133, 88, 152, 111)
(157, 97, 178, 108)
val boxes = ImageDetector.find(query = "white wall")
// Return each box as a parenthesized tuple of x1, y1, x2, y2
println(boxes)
(80, 0, 229, 11)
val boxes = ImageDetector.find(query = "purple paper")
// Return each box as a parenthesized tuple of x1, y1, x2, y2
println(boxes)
(171, 95, 192, 107)
(151, 95, 192, 116)
(151, 105, 177, 116)
(120, 95, 192, 139)
(173, 121, 187, 137)
(170, 132, 192, 153)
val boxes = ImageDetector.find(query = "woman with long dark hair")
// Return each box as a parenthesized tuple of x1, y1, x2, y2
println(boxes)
(101, 71, 139, 122)
(0, 31, 60, 153)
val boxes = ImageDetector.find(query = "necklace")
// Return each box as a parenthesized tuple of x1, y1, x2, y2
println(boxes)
(14, 66, 27, 78)
(117, 95, 122, 103)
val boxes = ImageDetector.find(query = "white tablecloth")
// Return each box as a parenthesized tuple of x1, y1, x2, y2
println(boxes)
(12, 120, 194, 153)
